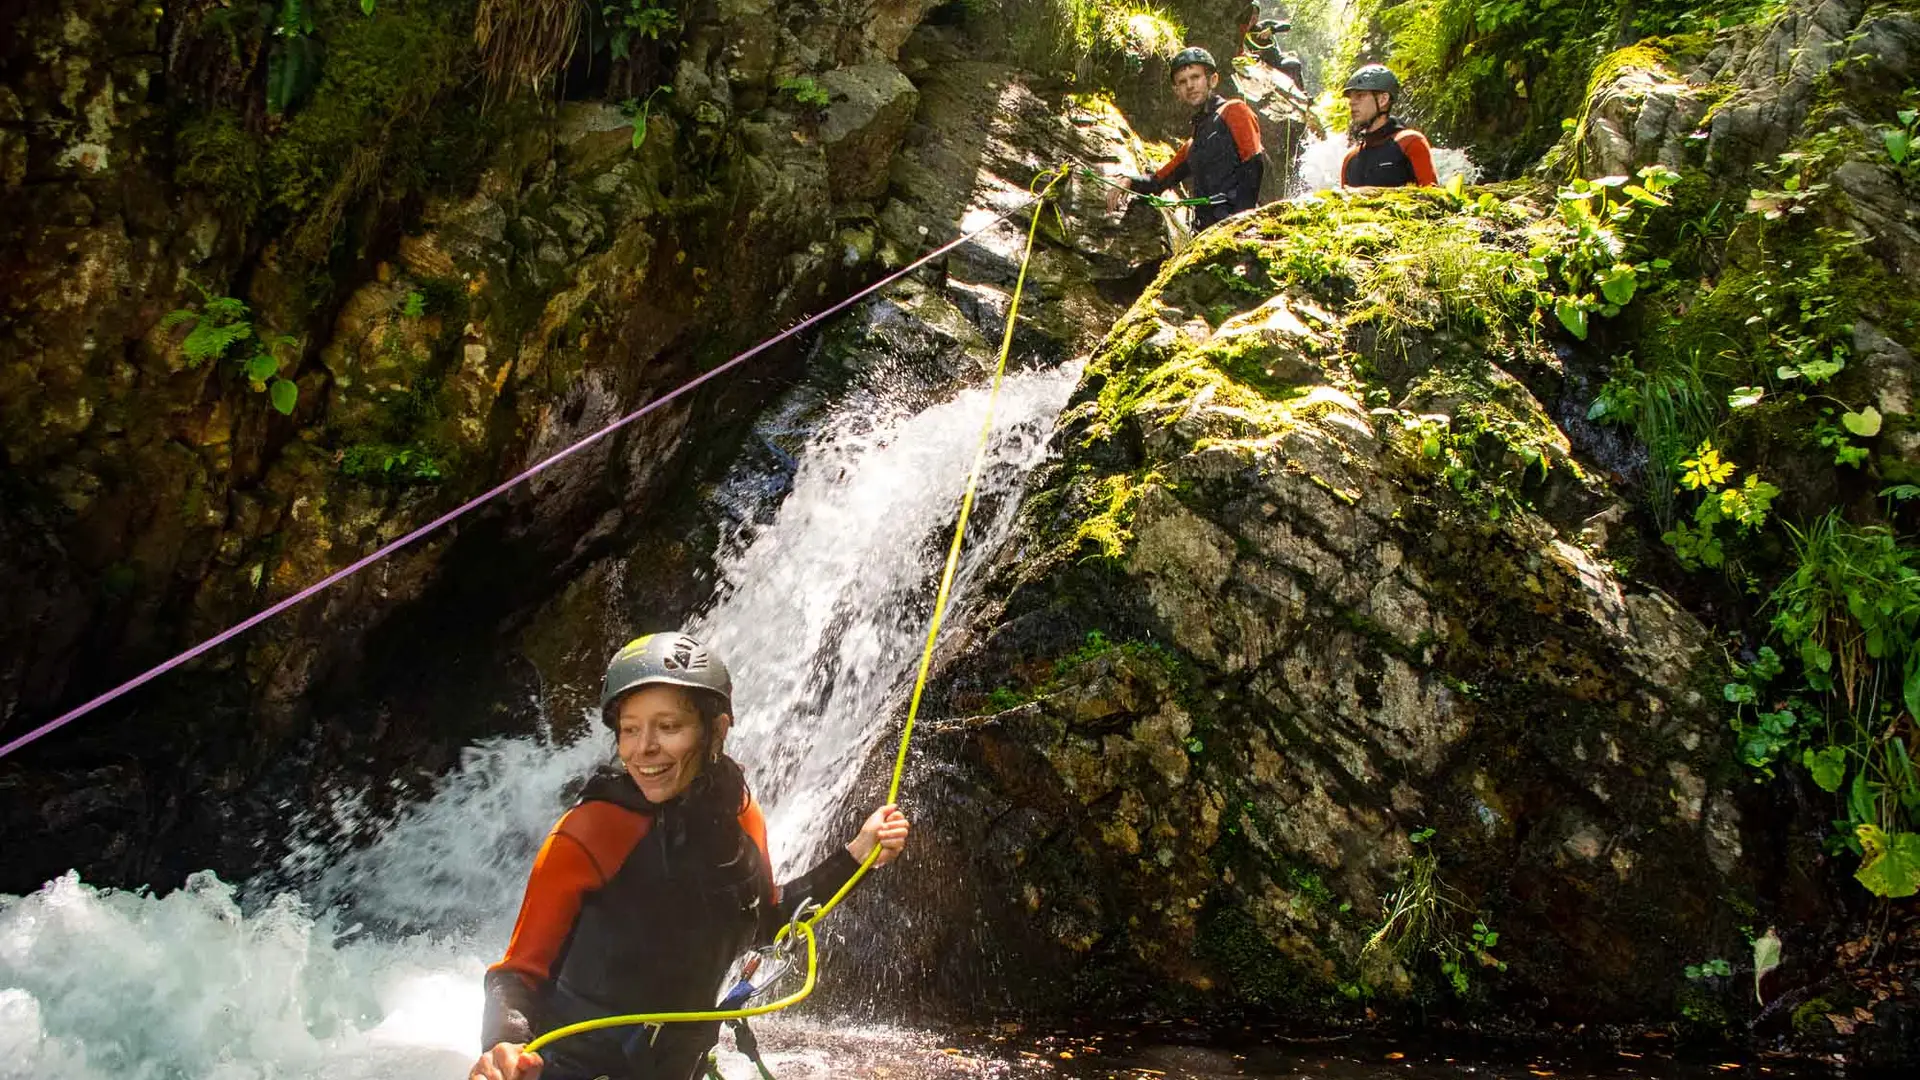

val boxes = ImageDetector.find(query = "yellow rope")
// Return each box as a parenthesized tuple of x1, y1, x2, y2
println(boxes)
(523, 164, 1071, 1058)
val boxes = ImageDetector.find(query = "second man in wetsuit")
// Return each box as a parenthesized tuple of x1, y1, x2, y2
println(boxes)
(1339, 64, 1439, 189)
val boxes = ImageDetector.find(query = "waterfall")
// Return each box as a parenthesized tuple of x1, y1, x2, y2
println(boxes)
(0, 363, 1079, 1080)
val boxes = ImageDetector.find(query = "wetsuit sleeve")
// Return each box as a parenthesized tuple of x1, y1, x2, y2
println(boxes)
(482, 803, 647, 1048)
(1396, 129, 1439, 186)
(775, 847, 863, 925)
(1340, 144, 1361, 188)
(1221, 100, 1263, 160)
(1130, 142, 1191, 195)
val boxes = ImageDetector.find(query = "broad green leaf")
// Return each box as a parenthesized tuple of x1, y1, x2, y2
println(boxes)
(1777, 364, 1801, 381)
(1728, 386, 1765, 408)
(245, 353, 279, 384)
(1900, 109, 1918, 126)
(1904, 662, 1920, 721)
(1841, 406, 1882, 437)
(1849, 771, 1879, 827)
(1801, 638, 1833, 673)
(1854, 825, 1920, 898)
(1593, 175, 1629, 188)
(269, 378, 298, 416)
(1753, 929, 1782, 1004)
(1804, 745, 1848, 792)
(1556, 298, 1589, 338)
(361, 0, 376, 13)
(1622, 184, 1670, 207)
(1799, 356, 1845, 383)
(1887, 130, 1913, 166)
(1598, 264, 1639, 307)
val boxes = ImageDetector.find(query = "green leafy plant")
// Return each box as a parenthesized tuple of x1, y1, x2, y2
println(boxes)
(340, 443, 446, 484)
(267, 0, 324, 116)
(401, 290, 427, 318)
(1364, 830, 1505, 997)
(1813, 412, 1871, 468)
(1749, 514, 1920, 897)
(777, 75, 831, 109)
(1526, 166, 1680, 339)
(1877, 89, 1918, 177)
(617, 85, 672, 149)
(603, 0, 680, 59)
(161, 283, 300, 415)
(1684, 957, 1733, 979)
(1745, 151, 1832, 222)
(1661, 441, 1778, 571)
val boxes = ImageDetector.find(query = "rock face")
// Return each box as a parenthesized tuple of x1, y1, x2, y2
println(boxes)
(827, 189, 1763, 1022)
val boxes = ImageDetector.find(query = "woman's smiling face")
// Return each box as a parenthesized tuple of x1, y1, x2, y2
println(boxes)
(614, 685, 726, 803)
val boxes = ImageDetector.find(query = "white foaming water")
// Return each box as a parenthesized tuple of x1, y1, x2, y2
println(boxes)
(0, 367, 1077, 1079)
(1295, 132, 1480, 193)
(701, 366, 1080, 873)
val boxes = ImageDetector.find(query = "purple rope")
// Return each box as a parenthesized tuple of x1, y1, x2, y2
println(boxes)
(0, 201, 1035, 760)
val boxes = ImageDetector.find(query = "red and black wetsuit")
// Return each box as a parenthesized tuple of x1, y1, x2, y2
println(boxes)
(1128, 94, 1265, 229)
(483, 762, 860, 1080)
(1340, 116, 1439, 188)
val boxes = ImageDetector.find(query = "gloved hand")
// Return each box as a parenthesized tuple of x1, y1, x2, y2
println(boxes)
(1106, 176, 1153, 212)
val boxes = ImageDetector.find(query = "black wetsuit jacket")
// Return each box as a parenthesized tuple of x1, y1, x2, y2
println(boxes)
(1130, 94, 1265, 229)
(483, 764, 860, 1080)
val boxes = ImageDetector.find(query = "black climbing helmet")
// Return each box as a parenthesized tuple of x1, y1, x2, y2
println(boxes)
(1169, 46, 1217, 78)
(599, 632, 734, 730)
(1342, 63, 1402, 97)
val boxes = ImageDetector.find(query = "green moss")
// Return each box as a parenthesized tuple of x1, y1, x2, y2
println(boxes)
(1791, 996, 1835, 1032)
(175, 110, 267, 218)
(1194, 901, 1327, 1006)
(263, 1, 477, 252)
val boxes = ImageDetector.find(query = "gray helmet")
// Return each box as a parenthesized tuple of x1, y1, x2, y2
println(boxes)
(599, 632, 733, 728)
(1343, 63, 1401, 96)
(1169, 46, 1217, 77)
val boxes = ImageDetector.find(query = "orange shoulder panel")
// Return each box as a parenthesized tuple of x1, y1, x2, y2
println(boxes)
(490, 801, 650, 986)
(1219, 99, 1264, 159)
(738, 795, 778, 903)
(1394, 128, 1439, 187)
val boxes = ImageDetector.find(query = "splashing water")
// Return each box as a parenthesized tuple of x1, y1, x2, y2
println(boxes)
(0, 365, 1079, 1079)
(703, 366, 1079, 873)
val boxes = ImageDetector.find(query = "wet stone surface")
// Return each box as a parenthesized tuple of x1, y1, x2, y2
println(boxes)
(720, 1018, 1838, 1080)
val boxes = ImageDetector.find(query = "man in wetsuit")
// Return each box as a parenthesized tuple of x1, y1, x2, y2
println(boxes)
(1339, 64, 1439, 189)
(1106, 46, 1265, 229)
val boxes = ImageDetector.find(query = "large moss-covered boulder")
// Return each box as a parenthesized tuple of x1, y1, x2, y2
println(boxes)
(829, 191, 1762, 1024)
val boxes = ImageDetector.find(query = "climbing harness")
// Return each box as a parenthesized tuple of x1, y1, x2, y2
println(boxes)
(0, 180, 1059, 762)
(512, 164, 1075, 1064)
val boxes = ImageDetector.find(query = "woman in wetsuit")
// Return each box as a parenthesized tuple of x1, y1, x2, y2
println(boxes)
(469, 632, 911, 1080)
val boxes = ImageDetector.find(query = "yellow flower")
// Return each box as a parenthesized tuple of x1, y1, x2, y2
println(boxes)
(1680, 441, 1736, 490)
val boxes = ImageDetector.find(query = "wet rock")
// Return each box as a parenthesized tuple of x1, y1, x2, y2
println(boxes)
(834, 186, 1755, 1026)
(819, 63, 921, 203)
